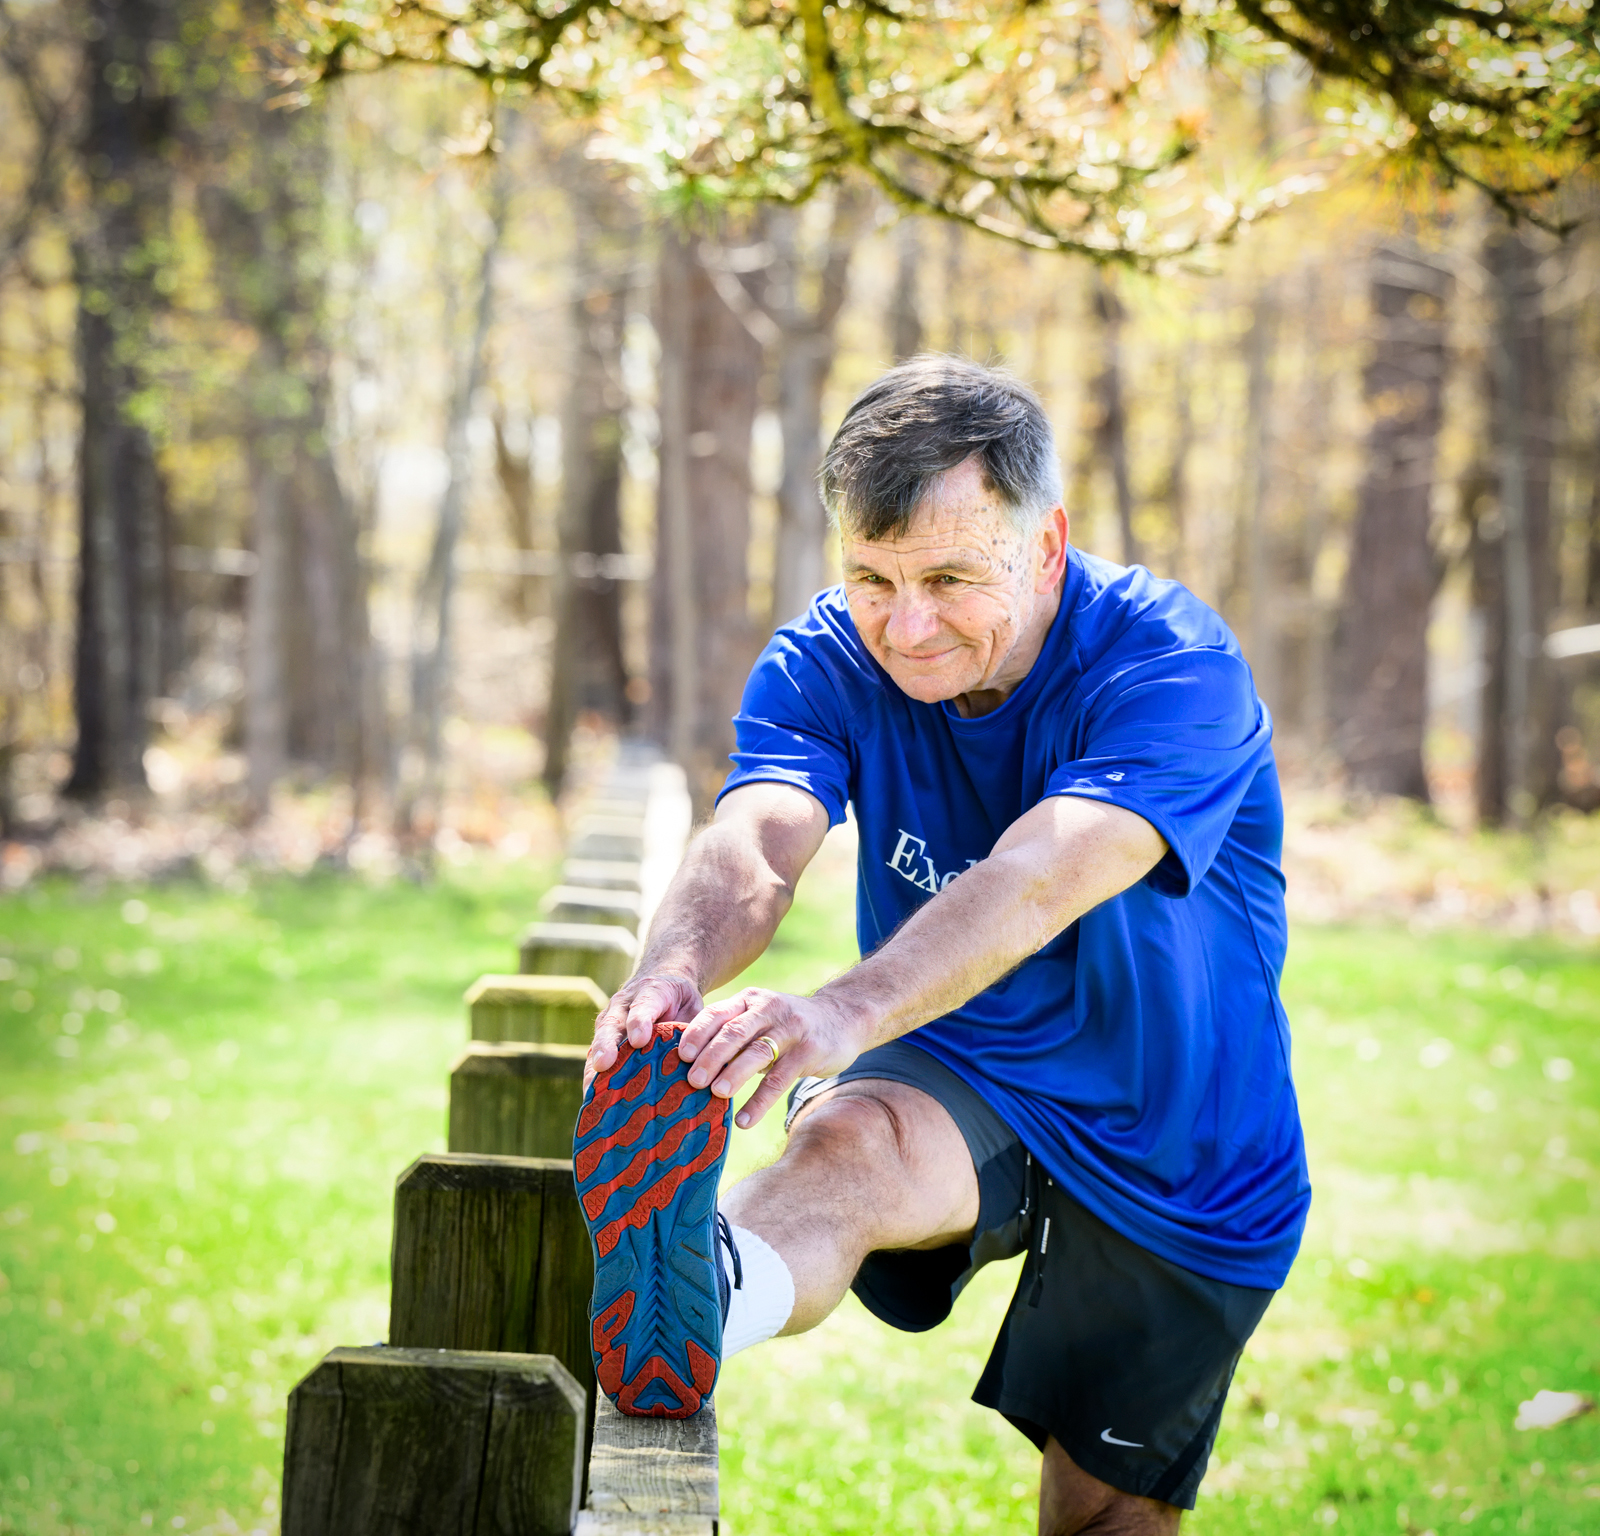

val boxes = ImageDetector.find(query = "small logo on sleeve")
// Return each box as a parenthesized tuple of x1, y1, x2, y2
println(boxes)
(1105, 770, 1125, 782)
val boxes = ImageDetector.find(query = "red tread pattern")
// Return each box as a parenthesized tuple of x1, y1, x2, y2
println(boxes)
(579, 1024, 730, 1417)
(574, 1076, 697, 1181)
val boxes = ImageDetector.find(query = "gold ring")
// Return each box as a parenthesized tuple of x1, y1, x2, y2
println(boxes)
(754, 1035, 782, 1066)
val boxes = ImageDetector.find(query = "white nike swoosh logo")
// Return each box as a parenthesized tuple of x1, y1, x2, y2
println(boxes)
(1100, 1428, 1144, 1448)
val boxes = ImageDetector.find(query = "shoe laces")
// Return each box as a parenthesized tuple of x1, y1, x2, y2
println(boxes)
(716, 1210, 743, 1291)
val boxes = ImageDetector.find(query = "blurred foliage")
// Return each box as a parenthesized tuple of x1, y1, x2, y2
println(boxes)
(283, 0, 1600, 259)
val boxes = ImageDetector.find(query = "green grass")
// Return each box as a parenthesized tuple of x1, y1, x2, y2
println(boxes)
(0, 861, 556, 1535)
(1, 842, 1598, 1535)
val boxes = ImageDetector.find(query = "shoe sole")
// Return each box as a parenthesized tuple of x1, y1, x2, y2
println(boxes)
(574, 1021, 730, 1417)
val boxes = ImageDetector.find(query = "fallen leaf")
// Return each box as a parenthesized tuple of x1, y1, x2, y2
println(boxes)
(1514, 1390, 1594, 1431)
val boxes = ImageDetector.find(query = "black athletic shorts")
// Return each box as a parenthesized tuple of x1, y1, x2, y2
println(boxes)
(786, 1039, 1276, 1510)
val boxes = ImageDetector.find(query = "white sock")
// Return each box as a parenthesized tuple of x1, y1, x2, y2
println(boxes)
(718, 1220, 795, 1357)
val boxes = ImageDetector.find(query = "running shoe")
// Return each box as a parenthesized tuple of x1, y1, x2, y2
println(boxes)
(574, 1020, 732, 1417)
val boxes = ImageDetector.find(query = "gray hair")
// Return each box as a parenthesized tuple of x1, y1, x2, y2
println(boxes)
(820, 355, 1064, 541)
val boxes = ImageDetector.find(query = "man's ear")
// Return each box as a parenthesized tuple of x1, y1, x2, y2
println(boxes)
(1035, 505, 1070, 592)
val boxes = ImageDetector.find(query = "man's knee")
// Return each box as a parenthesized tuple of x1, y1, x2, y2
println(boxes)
(762, 1078, 980, 1252)
(786, 1088, 914, 1173)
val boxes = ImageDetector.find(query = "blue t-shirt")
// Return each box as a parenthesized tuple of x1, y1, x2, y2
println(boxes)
(718, 546, 1310, 1289)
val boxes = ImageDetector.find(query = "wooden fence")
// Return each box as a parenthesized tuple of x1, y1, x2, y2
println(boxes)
(279, 748, 717, 1534)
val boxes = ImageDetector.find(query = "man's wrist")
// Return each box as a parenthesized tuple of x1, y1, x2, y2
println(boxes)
(811, 974, 887, 1055)
(631, 956, 705, 992)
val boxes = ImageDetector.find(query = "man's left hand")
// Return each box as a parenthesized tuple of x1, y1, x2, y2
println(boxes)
(677, 988, 865, 1130)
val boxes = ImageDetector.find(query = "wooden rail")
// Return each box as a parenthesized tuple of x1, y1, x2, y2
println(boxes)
(576, 1398, 718, 1536)
(280, 746, 713, 1533)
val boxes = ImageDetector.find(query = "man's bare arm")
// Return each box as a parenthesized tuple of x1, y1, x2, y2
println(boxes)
(584, 781, 830, 1082)
(677, 795, 1167, 1127)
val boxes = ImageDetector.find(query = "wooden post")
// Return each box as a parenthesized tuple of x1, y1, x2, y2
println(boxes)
(281, 1345, 584, 1536)
(466, 973, 608, 1046)
(389, 1153, 594, 1422)
(540, 885, 643, 934)
(577, 798, 649, 822)
(450, 1042, 586, 1159)
(569, 817, 645, 863)
(519, 922, 637, 997)
(564, 859, 644, 892)
(576, 1397, 718, 1536)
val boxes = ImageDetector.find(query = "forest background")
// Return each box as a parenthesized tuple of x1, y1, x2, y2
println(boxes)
(1, 0, 1599, 875)
(2, 0, 1600, 1531)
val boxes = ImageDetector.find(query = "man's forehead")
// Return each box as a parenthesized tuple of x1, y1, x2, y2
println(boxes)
(842, 473, 1019, 564)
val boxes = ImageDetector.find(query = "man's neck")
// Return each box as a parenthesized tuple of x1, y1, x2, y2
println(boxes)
(950, 579, 1065, 719)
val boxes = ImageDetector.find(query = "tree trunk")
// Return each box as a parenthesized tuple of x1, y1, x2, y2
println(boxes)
(1477, 227, 1558, 824)
(650, 231, 698, 775)
(1235, 274, 1280, 705)
(650, 228, 763, 814)
(401, 168, 508, 839)
(542, 167, 633, 796)
(65, 0, 180, 801)
(1585, 440, 1600, 617)
(1090, 273, 1137, 567)
(492, 408, 538, 621)
(195, 7, 371, 812)
(245, 456, 288, 813)
(1162, 344, 1193, 587)
(1331, 242, 1450, 801)
(767, 194, 861, 629)
(888, 219, 923, 363)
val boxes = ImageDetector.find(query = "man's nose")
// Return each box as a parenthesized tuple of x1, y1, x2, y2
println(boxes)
(883, 589, 942, 650)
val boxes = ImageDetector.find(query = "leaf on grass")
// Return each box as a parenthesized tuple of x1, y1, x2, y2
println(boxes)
(1514, 1390, 1594, 1431)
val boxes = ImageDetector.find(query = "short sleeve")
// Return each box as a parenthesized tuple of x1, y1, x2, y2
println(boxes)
(717, 628, 854, 827)
(1043, 648, 1270, 896)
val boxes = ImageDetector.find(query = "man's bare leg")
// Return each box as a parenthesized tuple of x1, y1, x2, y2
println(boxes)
(719, 1078, 979, 1333)
(1040, 1438, 1181, 1535)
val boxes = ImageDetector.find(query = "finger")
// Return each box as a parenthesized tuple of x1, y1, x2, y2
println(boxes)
(623, 980, 682, 1048)
(707, 1028, 790, 1103)
(683, 1012, 763, 1090)
(679, 993, 757, 1059)
(688, 994, 790, 1090)
(585, 1015, 627, 1074)
(733, 1059, 799, 1130)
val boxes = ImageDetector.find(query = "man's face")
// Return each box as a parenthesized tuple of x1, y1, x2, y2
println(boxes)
(841, 456, 1067, 709)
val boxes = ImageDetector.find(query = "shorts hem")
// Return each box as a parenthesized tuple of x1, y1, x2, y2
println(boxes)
(980, 1395, 1203, 1511)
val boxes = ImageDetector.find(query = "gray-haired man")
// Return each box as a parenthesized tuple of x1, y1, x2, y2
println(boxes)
(577, 356, 1309, 1534)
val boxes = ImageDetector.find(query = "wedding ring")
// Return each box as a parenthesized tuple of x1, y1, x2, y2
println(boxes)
(754, 1035, 782, 1066)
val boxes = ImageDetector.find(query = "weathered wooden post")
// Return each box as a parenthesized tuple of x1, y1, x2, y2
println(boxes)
(563, 858, 644, 892)
(281, 1345, 585, 1536)
(449, 1042, 586, 1160)
(466, 973, 608, 1045)
(539, 884, 643, 933)
(576, 798, 649, 822)
(576, 1398, 719, 1536)
(518, 922, 637, 997)
(568, 816, 645, 864)
(389, 1152, 594, 1420)
(278, 750, 711, 1535)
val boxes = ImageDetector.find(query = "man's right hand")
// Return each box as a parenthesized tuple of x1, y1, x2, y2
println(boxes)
(584, 971, 705, 1090)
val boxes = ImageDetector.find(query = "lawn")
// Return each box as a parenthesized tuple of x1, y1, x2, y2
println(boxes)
(0, 835, 1597, 1535)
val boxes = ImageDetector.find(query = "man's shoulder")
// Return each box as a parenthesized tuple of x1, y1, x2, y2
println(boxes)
(770, 588, 879, 681)
(1067, 551, 1244, 675)
(755, 587, 887, 721)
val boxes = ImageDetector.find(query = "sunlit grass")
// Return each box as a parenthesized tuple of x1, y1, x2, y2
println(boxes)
(0, 862, 554, 1535)
(0, 840, 1597, 1535)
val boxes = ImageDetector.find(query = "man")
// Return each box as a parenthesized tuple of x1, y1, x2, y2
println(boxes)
(576, 357, 1310, 1533)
